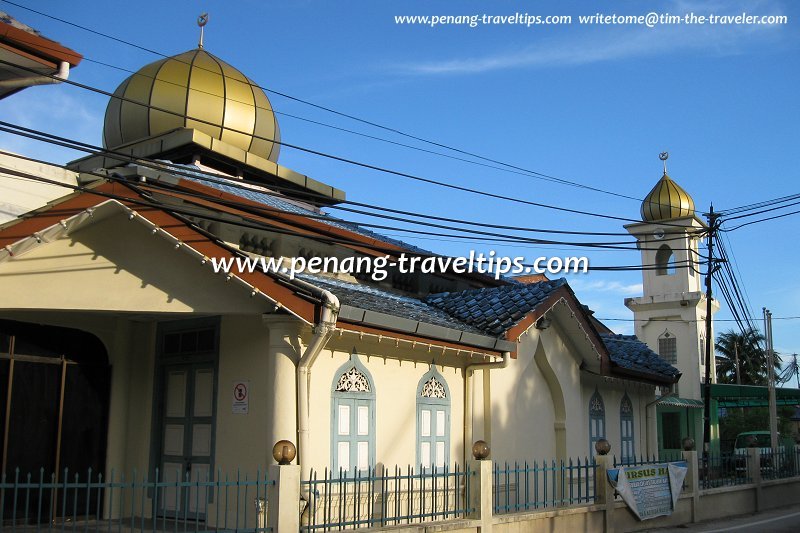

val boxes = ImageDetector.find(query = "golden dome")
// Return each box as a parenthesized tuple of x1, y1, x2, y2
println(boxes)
(640, 173, 696, 222)
(103, 49, 280, 162)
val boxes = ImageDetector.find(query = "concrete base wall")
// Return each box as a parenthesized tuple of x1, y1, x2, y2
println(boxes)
(351, 478, 800, 533)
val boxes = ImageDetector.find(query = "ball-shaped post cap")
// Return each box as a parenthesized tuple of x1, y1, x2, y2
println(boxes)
(472, 440, 490, 460)
(272, 440, 296, 465)
(682, 437, 695, 451)
(594, 438, 611, 456)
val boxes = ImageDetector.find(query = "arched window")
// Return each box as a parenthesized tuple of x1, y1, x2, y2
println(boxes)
(658, 330, 677, 364)
(620, 393, 635, 461)
(416, 365, 450, 470)
(655, 244, 676, 275)
(331, 353, 375, 473)
(589, 388, 606, 455)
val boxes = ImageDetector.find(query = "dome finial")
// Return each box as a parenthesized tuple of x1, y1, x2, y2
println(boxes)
(197, 13, 209, 49)
(659, 151, 669, 176)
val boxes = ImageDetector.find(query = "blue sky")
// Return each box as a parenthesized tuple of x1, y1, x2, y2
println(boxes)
(1, 0, 798, 380)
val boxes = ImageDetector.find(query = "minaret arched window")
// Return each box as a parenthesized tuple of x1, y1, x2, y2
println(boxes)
(416, 365, 451, 470)
(658, 330, 678, 364)
(588, 389, 606, 455)
(655, 244, 676, 275)
(331, 353, 375, 473)
(620, 393, 635, 461)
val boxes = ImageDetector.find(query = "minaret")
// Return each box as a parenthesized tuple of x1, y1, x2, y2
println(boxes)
(624, 153, 719, 400)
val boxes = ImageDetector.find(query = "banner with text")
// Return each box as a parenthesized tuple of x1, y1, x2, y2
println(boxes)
(607, 461, 688, 520)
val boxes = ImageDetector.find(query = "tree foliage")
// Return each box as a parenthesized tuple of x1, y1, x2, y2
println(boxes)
(715, 328, 781, 385)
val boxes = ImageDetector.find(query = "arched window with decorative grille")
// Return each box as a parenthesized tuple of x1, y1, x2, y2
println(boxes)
(620, 393, 635, 461)
(589, 388, 606, 455)
(658, 330, 678, 364)
(331, 353, 375, 473)
(416, 365, 450, 470)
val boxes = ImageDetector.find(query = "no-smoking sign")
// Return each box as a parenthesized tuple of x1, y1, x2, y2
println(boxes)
(232, 380, 249, 414)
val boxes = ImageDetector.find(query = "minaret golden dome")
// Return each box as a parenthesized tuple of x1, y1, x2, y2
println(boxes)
(103, 48, 280, 162)
(640, 153, 695, 222)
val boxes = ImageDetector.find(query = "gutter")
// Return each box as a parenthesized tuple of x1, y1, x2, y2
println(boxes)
(0, 60, 70, 89)
(338, 304, 516, 352)
(291, 277, 340, 488)
(464, 351, 510, 462)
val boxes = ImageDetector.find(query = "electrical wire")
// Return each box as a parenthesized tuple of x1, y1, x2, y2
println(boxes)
(1, 0, 652, 204)
(0, 163, 709, 273)
(0, 122, 706, 250)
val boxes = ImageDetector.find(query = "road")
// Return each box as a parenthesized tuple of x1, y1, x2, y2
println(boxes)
(640, 504, 800, 532)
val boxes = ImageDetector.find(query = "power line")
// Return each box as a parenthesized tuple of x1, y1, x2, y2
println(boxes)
(718, 191, 800, 216)
(598, 317, 800, 322)
(1, 162, 708, 273)
(1, 0, 650, 204)
(2, 57, 679, 227)
(0, 121, 705, 249)
(721, 208, 800, 232)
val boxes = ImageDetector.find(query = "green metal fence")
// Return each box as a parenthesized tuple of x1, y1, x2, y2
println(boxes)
(759, 446, 800, 481)
(699, 452, 751, 489)
(492, 457, 596, 514)
(301, 464, 473, 531)
(0, 468, 272, 532)
(612, 452, 683, 467)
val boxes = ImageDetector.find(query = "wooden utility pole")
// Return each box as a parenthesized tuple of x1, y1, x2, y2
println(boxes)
(764, 308, 778, 453)
(703, 205, 719, 454)
(734, 342, 741, 385)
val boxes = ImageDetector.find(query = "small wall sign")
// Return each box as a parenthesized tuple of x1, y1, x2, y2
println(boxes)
(232, 380, 249, 414)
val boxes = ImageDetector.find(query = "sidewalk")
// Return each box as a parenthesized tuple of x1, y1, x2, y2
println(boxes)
(639, 503, 800, 532)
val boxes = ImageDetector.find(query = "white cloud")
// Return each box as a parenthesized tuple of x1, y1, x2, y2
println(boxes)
(394, 0, 787, 76)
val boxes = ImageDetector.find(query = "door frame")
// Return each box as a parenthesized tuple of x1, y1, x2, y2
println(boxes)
(149, 317, 220, 518)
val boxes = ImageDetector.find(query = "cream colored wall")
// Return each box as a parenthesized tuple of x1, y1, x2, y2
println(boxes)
(214, 315, 272, 473)
(580, 379, 653, 460)
(634, 303, 709, 399)
(0, 152, 78, 223)
(304, 334, 466, 472)
(487, 329, 557, 463)
(0, 211, 271, 314)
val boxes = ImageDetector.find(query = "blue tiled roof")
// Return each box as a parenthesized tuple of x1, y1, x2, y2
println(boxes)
(600, 334, 680, 382)
(424, 278, 568, 336)
(176, 166, 431, 254)
(297, 274, 486, 335)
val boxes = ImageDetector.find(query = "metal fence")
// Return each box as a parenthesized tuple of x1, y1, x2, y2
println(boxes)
(698, 451, 751, 489)
(759, 446, 800, 481)
(301, 464, 473, 531)
(0, 468, 272, 532)
(612, 452, 684, 468)
(492, 457, 596, 514)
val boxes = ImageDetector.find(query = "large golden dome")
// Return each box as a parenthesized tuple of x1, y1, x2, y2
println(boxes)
(640, 172, 695, 222)
(103, 49, 280, 162)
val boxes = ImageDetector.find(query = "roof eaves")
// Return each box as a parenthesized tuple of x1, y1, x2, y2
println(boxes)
(338, 303, 516, 352)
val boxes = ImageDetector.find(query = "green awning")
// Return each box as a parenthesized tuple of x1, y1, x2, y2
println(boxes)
(704, 383, 800, 408)
(656, 396, 705, 408)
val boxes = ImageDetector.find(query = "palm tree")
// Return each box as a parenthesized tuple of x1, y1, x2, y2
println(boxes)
(715, 328, 781, 385)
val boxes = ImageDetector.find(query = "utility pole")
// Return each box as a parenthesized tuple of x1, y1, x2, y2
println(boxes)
(703, 205, 719, 455)
(763, 307, 778, 453)
(734, 342, 741, 385)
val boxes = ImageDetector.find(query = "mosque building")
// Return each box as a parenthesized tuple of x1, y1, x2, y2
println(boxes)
(0, 14, 706, 524)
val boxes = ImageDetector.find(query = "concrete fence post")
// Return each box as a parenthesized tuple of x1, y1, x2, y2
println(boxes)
(594, 454, 615, 533)
(267, 464, 301, 533)
(467, 459, 493, 532)
(682, 450, 699, 523)
(747, 448, 762, 512)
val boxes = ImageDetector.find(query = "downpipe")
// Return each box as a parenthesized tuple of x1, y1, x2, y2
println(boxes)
(293, 280, 339, 500)
(464, 351, 510, 462)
